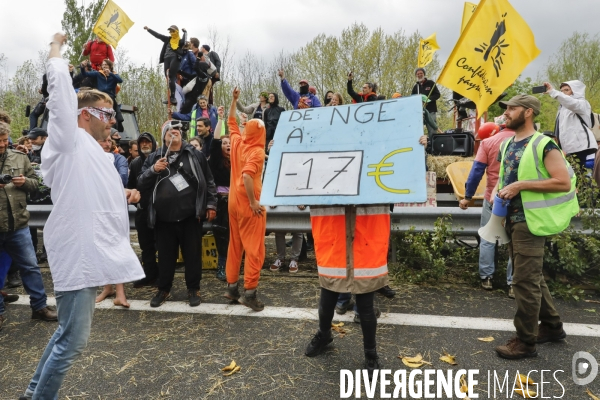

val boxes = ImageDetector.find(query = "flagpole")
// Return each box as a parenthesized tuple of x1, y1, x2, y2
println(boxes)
(78, 0, 109, 62)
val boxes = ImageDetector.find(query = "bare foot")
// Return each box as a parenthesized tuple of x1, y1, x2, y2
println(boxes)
(113, 297, 130, 308)
(95, 289, 116, 303)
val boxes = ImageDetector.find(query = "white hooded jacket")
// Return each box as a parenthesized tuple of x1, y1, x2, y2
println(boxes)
(550, 80, 598, 155)
(42, 58, 145, 291)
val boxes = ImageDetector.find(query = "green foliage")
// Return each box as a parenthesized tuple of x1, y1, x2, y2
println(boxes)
(118, 63, 165, 139)
(545, 32, 600, 111)
(390, 215, 480, 284)
(542, 159, 600, 299)
(61, 0, 106, 65)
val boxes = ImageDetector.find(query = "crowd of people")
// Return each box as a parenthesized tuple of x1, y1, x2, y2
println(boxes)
(0, 27, 596, 399)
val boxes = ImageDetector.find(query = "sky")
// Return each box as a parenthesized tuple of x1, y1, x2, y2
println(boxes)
(1, 0, 598, 80)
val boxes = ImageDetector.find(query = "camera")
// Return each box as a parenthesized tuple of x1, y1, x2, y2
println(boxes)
(0, 174, 13, 184)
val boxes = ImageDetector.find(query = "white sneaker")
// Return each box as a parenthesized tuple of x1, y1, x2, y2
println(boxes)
(270, 259, 283, 272)
(289, 260, 299, 273)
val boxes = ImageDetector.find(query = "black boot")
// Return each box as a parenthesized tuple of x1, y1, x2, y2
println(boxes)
(305, 330, 333, 357)
(363, 350, 381, 379)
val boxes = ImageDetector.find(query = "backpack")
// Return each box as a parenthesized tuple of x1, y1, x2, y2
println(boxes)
(590, 112, 600, 141)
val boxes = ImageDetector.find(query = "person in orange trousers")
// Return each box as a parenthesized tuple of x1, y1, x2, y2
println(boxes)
(223, 87, 267, 311)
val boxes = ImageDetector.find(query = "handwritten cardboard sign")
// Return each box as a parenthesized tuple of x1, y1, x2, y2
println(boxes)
(260, 96, 427, 205)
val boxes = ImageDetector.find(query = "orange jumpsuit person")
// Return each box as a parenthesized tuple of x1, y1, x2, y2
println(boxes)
(224, 87, 267, 311)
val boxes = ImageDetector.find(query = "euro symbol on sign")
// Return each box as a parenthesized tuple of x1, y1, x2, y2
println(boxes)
(367, 148, 413, 194)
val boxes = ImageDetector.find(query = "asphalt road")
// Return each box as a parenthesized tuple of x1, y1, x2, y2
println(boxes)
(1, 235, 599, 399)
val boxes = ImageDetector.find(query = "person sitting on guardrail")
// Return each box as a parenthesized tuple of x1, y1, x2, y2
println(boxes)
(459, 122, 515, 297)
(224, 87, 267, 311)
(210, 106, 231, 281)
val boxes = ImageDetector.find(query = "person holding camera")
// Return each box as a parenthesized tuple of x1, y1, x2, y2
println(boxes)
(137, 120, 217, 308)
(144, 25, 187, 105)
(0, 121, 57, 332)
(544, 80, 598, 168)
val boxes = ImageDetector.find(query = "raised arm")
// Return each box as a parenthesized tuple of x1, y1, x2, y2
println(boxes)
(280, 78, 299, 107)
(228, 87, 242, 140)
(236, 101, 256, 115)
(347, 78, 362, 103)
(45, 34, 79, 154)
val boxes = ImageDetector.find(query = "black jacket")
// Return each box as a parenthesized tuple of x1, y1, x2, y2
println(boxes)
(137, 141, 217, 228)
(411, 79, 440, 113)
(263, 93, 285, 143)
(127, 132, 158, 191)
(347, 80, 378, 103)
(207, 51, 221, 72)
(147, 29, 187, 63)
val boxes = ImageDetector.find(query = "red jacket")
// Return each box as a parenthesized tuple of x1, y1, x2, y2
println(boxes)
(83, 40, 115, 71)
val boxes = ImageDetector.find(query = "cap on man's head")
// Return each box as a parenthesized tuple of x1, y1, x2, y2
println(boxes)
(499, 94, 541, 116)
(27, 127, 48, 139)
(309, 86, 317, 95)
(168, 25, 179, 32)
(415, 68, 426, 75)
(202, 44, 210, 52)
(299, 79, 309, 86)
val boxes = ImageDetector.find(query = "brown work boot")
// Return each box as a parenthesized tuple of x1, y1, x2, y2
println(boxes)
(495, 337, 537, 359)
(224, 283, 240, 302)
(31, 306, 58, 321)
(537, 322, 567, 344)
(240, 289, 264, 312)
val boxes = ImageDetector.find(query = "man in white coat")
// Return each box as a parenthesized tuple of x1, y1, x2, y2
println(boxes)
(21, 33, 145, 400)
(545, 80, 598, 167)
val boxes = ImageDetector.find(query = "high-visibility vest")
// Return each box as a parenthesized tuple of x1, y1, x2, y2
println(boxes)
(189, 108, 197, 138)
(499, 132, 579, 236)
(310, 205, 389, 285)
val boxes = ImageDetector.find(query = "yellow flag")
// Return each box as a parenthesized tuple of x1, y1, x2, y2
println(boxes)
(92, 0, 134, 48)
(437, 0, 540, 113)
(417, 33, 440, 68)
(461, 2, 478, 33)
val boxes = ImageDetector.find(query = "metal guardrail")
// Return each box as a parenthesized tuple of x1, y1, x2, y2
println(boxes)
(28, 205, 482, 234)
(27, 204, 589, 235)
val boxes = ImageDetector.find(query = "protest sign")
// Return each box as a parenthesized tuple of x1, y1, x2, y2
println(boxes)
(261, 96, 427, 205)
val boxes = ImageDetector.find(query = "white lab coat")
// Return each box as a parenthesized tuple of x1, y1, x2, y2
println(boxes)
(42, 58, 144, 291)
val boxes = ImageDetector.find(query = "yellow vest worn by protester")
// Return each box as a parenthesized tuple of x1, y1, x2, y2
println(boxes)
(189, 109, 197, 137)
(499, 132, 579, 236)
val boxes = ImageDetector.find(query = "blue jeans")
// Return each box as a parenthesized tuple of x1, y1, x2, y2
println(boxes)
(0, 227, 48, 314)
(480, 199, 513, 284)
(336, 292, 358, 315)
(25, 287, 96, 400)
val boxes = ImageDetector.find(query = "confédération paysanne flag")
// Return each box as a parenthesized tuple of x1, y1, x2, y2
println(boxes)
(461, 2, 478, 33)
(92, 0, 134, 48)
(437, 0, 540, 114)
(417, 33, 440, 68)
